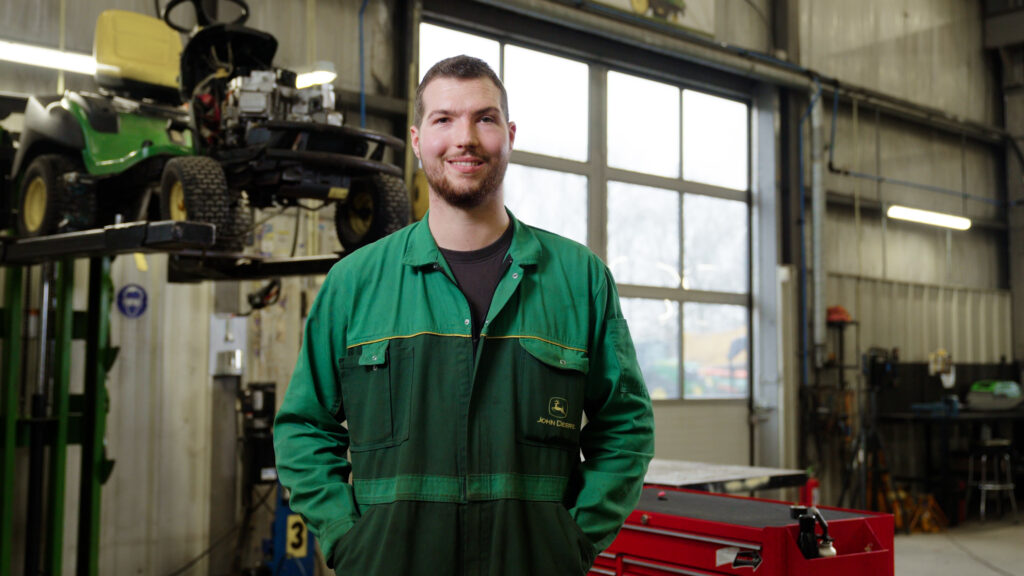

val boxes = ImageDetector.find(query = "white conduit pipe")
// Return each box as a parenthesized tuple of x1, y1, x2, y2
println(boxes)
(811, 87, 826, 369)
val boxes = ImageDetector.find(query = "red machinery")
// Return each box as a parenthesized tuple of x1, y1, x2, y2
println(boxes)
(591, 487, 894, 576)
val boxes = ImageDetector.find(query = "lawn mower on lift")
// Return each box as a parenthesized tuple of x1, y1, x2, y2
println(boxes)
(162, 0, 410, 251)
(5, 0, 409, 254)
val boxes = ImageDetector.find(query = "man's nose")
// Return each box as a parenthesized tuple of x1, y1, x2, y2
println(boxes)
(453, 118, 479, 147)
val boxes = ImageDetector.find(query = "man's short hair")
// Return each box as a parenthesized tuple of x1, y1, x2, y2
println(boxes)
(414, 55, 509, 126)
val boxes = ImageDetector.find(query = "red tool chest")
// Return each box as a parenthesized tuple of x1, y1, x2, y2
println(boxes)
(590, 487, 894, 576)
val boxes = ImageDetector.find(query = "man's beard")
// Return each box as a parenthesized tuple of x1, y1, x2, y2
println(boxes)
(425, 154, 509, 209)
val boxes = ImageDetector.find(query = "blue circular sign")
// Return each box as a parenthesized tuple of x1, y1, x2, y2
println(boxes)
(116, 284, 148, 318)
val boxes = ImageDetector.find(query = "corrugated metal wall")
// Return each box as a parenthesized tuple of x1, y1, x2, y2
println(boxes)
(799, 0, 997, 124)
(101, 255, 215, 575)
(808, 0, 1009, 361)
(653, 402, 750, 464)
(826, 272, 1013, 364)
(795, 0, 1009, 505)
(823, 110, 1004, 228)
(715, 0, 772, 53)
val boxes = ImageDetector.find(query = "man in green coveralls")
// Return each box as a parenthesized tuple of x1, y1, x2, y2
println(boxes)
(274, 55, 655, 575)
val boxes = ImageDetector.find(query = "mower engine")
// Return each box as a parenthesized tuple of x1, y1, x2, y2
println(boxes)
(221, 70, 342, 147)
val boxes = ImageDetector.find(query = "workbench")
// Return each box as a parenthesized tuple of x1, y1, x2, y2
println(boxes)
(880, 407, 1024, 525)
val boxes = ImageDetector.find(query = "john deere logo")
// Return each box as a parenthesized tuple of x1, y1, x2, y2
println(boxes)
(549, 397, 568, 419)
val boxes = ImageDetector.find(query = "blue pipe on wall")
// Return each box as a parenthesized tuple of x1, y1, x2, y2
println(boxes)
(798, 79, 823, 391)
(359, 0, 370, 128)
(827, 88, 1003, 208)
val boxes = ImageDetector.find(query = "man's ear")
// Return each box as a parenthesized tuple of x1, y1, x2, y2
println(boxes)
(507, 121, 516, 149)
(410, 125, 421, 159)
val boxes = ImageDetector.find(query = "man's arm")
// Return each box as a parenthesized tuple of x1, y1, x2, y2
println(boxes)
(273, 276, 358, 568)
(570, 265, 655, 553)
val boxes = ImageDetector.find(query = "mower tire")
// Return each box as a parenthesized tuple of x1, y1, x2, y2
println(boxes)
(160, 156, 250, 252)
(16, 154, 82, 237)
(334, 173, 411, 252)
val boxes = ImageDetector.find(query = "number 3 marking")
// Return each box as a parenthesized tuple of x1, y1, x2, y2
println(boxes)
(286, 514, 308, 558)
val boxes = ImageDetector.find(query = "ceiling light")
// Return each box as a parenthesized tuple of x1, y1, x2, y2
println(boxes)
(886, 205, 971, 231)
(0, 39, 96, 75)
(295, 61, 337, 89)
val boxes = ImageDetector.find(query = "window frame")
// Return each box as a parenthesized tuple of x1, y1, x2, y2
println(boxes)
(419, 19, 754, 402)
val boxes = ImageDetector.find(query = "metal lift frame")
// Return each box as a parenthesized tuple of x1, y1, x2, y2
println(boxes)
(0, 221, 214, 576)
(0, 218, 350, 575)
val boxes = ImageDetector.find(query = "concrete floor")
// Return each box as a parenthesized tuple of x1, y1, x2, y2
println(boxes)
(894, 520, 1024, 576)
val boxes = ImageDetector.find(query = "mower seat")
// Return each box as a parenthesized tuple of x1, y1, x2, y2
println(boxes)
(93, 10, 183, 105)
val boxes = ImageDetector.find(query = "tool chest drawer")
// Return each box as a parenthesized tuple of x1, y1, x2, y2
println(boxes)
(589, 487, 894, 576)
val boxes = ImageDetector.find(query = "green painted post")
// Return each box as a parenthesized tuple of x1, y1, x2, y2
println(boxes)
(0, 266, 24, 576)
(45, 259, 75, 575)
(77, 257, 111, 576)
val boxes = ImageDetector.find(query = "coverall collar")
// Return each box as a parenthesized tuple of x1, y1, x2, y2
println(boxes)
(402, 208, 541, 269)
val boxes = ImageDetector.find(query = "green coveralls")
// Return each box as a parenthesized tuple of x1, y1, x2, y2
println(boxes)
(274, 212, 655, 575)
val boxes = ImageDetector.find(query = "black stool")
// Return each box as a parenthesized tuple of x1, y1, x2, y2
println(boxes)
(967, 438, 1019, 523)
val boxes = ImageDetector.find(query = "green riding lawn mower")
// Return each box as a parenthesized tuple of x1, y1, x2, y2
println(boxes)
(3, 0, 410, 253)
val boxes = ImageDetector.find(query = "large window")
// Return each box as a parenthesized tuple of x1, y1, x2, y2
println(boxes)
(607, 72, 680, 178)
(420, 24, 751, 400)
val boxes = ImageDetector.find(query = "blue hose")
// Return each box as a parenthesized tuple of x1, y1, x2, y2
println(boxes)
(798, 79, 823, 391)
(359, 0, 370, 128)
(827, 81, 1001, 207)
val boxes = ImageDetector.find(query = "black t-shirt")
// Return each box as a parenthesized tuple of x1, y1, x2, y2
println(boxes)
(439, 223, 514, 342)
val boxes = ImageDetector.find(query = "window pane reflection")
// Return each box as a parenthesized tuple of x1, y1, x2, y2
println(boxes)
(683, 194, 749, 293)
(621, 298, 680, 400)
(607, 71, 680, 178)
(504, 164, 587, 245)
(683, 303, 748, 399)
(682, 90, 748, 190)
(504, 45, 588, 161)
(607, 181, 680, 288)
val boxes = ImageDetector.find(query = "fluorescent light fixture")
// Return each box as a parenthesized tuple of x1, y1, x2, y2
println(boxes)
(886, 205, 971, 231)
(0, 39, 96, 75)
(295, 70, 336, 89)
(295, 61, 337, 89)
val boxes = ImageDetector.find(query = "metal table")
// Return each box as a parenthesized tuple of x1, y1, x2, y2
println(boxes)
(644, 458, 809, 495)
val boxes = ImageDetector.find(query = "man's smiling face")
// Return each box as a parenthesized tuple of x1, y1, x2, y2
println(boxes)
(411, 76, 516, 209)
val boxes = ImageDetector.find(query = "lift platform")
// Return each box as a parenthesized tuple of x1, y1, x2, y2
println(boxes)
(0, 220, 214, 264)
(167, 251, 341, 282)
(0, 219, 343, 281)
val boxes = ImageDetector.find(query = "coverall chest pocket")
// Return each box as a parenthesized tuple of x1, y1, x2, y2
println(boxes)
(338, 340, 413, 452)
(516, 338, 588, 451)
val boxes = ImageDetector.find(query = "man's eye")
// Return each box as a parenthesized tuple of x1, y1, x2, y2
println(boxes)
(435, 117, 450, 125)
(480, 116, 495, 123)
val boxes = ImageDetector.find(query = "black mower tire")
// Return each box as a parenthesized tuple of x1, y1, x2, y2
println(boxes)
(16, 154, 82, 237)
(334, 173, 411, 252)
(160, 156, 250, 252)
